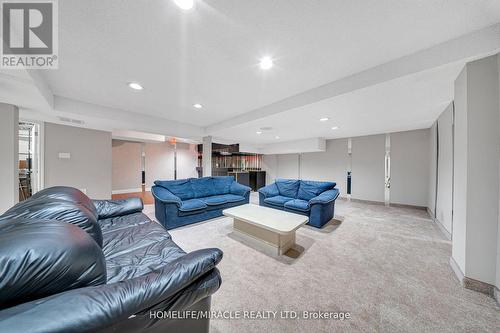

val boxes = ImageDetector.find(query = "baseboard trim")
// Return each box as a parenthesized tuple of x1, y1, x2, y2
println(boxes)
(427, 208, 452, 240)
(349, 198, 427, 210)
(389, 202, 427, 211)
(112, 188, 142, 195)
(449, 256, 495, 297)
(449, 256, 464, 283)
(350, 198, 385, 206)
(463, 277, 495, 297)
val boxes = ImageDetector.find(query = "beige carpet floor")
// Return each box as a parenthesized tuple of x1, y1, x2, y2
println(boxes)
(144, 194, 500, 332)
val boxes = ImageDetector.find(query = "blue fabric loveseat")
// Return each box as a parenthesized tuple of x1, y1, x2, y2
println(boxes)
(152, 176, 251, 230)
(258, 179, 340, 228)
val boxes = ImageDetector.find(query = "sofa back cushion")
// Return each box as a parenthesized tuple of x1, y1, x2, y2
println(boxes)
(212, 176, 234, 195)
(275, 179, 301, 198)
(0, 198, 103, 247)
(30, 186, 98, 220)
(0, 220, 106, 310)
(191, 177, 216, 198)
(297, 180, 336, 201)
(154, 179, 195, 200)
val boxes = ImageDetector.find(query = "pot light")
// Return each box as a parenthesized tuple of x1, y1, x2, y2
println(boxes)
(275, 136, 280, 139)
(174, 0, 194, 10)
(259, 56, 273, 70)
(319, 117, 329, 122)
(331, 126, 339, 130)
(256, 131, 262, 135)
(127, 82, 143, 90)
(193, 103, 203, 109)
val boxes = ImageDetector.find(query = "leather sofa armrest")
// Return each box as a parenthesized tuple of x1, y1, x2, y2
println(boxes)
(230, 182, 251, 197)
(309, 189, 340, 205)
(93, 198, 144, 219)
(151, 186, 182, 207)
(0, 248, 223, 333)
(258, 183, 279, 198)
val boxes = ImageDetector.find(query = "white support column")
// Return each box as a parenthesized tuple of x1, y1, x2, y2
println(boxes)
(384, 133, 391, 206)
(452, 54, 499, 293)
(0, 103, 19, 213)
(347, 138, 352, 201)
(202, 136, 212, 177)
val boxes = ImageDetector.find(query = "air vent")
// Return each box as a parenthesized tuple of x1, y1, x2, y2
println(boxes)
(260, 126, 273, 131)
(58, 116, 85, 125)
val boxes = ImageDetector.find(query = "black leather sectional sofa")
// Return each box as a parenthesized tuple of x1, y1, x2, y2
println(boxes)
(0, 186, 222, 333)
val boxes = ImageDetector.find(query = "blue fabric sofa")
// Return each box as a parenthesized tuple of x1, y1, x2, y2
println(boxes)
(258, 179, 340, 228)
(152, 176, 251, 230)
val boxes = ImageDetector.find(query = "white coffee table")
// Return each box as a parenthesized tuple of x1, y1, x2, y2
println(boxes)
(223, 204, 308, 256)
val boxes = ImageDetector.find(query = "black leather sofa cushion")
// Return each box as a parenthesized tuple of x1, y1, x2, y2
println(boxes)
(93, 198, 144, 219)
(0, 220, 106, 310)
(30, 186, 99, 220)
(0, 187, 223, 333)
(101, 214, 172, 258)
(0, 248, 222, 333)
(98, 211, 153, 233)
(0, 198, 103, 247)
(106, 237, 187, 283)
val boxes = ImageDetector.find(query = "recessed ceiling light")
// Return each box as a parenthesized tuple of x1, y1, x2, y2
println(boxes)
(193, 103, 203, 109)
(174, 0, 194, 10)
(331, 126, 339, 130)
(319, 117, 329, 122)
(259, 56, 273, 70)
(275, 136, 280, 139)
(127, 82, 143, 90)
(256, 131, 262, 135)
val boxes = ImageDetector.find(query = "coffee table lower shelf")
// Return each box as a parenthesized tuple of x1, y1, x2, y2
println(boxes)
(233, 218, 297, 256)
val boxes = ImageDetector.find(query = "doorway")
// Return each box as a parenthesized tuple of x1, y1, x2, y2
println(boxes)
(18, 121, 42, 201)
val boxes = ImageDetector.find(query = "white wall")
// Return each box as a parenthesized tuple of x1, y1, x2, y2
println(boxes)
(0, 104, 19, 213)
(300, 138, 349, 196)
(277, 154, 300, 179)
(176, 142, 198, 179)
(351, 134, 385, 202)
(436, 104, 454, 234)
(464, 55, 499, 284)
(261, 130, 429, 205)
(452, 55, 499, 285)
(144, 142, 198, 188)
(497, 54, 500, 293)
(112, 140, 142, 192)
(44, 123, 112, 199)
(428, 122, 437, 214)
(145, 142, 174, 188)
(452, 66, 468, 274)
(262, 154, 278, 185)
(390, 129, 430, 207)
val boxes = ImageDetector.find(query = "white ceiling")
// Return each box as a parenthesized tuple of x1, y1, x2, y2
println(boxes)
(5, 1, 500, 147)
(212, 63, 463, 144)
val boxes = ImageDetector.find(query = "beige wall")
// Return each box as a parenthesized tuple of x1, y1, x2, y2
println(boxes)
(44, 123, 112, 199)
(112, 140, 142, 192)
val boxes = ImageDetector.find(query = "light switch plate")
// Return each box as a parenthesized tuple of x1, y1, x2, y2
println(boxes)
(58, 152, 71, 159)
